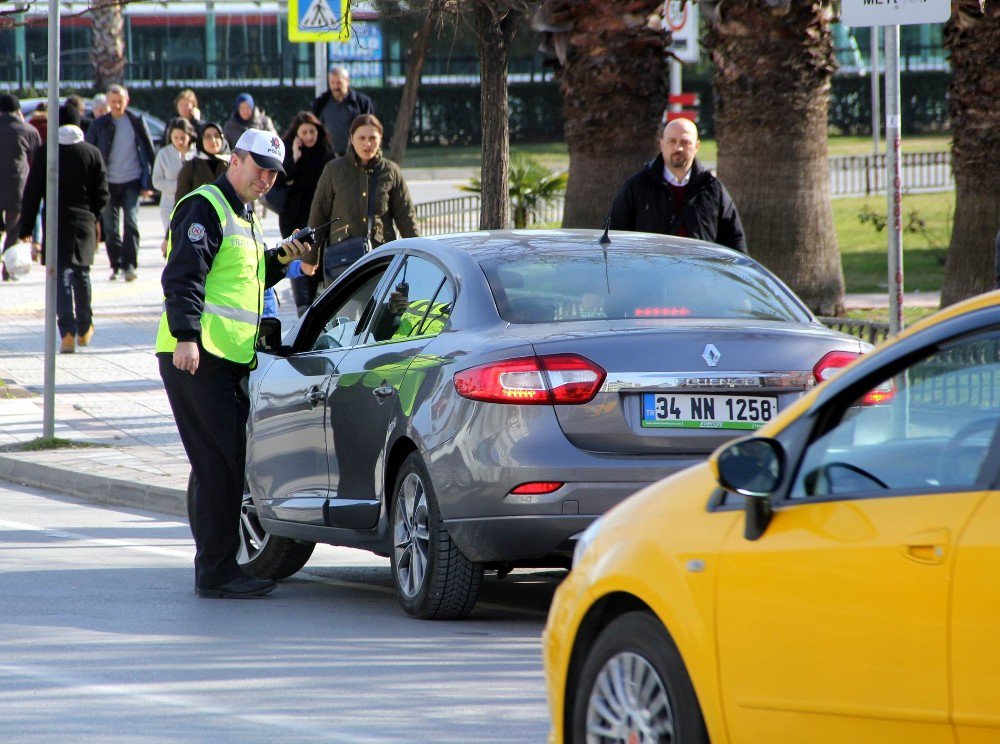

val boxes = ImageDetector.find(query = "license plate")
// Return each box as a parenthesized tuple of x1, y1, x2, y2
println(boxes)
(641, 393, 776, 430)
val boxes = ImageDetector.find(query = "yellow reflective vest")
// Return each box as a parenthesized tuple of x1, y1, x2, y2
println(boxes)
(155, 184, 265, 365)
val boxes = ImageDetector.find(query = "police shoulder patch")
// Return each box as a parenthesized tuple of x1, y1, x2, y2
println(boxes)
(187, 223, 207, 242)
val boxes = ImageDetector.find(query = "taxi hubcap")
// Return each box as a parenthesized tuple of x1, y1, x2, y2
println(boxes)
(237, 494, 268, 565)
(585, 651, 674, 743)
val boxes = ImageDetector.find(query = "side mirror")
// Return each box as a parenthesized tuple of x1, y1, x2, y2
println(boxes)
(256, 316, 283, 353)
(713, 437, 785, 541)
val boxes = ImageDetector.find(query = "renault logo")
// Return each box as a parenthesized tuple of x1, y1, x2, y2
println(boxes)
(702, 344, 721, 367)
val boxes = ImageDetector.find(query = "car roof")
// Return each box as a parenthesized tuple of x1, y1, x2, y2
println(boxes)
(391, 229, 755, 264)
(18, 97, 165, 132)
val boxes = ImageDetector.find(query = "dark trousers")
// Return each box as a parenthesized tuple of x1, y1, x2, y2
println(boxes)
(1, 206, 21, 280)
(158, 349, 250, 589)
(56, 265, 92, 336)
(290, 273, 320, 316)
(102, 180, 141, 271)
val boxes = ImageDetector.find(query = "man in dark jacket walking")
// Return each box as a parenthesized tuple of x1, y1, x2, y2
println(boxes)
(0, 93, 41, 281)
(85, 83, 155, 282)
(19, 105, 109, 352)
(311, 65, 375, 157)
(609, 118, 746, 253)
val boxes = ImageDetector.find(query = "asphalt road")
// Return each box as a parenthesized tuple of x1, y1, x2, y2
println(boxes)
(0, 481, 559, 743)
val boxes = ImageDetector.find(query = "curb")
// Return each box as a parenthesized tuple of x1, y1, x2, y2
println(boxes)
(0, 454, 187, 519)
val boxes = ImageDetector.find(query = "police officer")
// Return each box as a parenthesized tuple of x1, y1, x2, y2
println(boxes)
(156, 128, 308, 599)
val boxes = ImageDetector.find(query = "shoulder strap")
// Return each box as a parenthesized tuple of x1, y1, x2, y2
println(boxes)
(365, 166, 382, 241)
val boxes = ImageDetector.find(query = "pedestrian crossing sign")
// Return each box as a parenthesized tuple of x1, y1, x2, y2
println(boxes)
(288, 0, 352, 42)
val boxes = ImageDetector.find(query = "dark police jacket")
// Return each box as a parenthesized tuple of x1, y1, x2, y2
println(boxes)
(609, 156, 747, 253)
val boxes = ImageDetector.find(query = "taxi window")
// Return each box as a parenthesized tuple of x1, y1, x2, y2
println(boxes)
(791, 336, 1000, 499)
(367, 256, 454, 344)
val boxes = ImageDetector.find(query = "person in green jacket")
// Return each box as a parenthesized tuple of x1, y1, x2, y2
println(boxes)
(301, 114, 418, 282)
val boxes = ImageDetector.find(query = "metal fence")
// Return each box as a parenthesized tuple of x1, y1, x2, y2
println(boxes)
(829, 151, 953, 196)
(818, 317, 892, 346)
(415, 195, 565, 236)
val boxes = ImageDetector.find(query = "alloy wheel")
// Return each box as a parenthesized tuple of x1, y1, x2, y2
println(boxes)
(586, 651, 675, 743)
(237, 492, 269, 565)
(393, 472, 430, 598)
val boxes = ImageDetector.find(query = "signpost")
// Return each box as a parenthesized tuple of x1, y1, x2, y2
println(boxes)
(665, 1, 699, 120)
(288, 0, 352, 42)
(841, 0, 951, 334)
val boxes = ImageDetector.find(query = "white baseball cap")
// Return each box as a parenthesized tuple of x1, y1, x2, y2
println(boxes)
(235, 128, 286, 174)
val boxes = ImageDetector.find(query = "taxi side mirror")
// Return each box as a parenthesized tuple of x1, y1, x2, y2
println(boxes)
(714, 437, 784, 541)
(257, 316, 283, 354)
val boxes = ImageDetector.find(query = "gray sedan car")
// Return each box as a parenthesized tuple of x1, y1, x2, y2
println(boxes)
(238, 230, 869, 619)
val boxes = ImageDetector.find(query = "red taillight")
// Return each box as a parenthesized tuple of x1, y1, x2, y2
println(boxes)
(813, 350, 895, 405)
(813, 350, 863, 383)
(453, 354, 606, 405)
(510, 482, 564, 495)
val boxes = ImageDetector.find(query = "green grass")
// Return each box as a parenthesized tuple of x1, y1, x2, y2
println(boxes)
(0, 380, 34, 399)
(835, 191, 953, 293)
(400, 134, 951, 171)
(845, 306, 939, 325)
(0, 436, 107, 452)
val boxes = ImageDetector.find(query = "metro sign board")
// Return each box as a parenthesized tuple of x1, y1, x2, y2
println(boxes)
(841, 0, 951, 27)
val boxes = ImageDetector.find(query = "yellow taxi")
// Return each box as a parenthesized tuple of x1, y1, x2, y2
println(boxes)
(544, 291, 1000, 743)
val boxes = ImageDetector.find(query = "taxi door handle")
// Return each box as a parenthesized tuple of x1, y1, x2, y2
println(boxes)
(373, 384, 394, 398)
(902, 528, 950, 565)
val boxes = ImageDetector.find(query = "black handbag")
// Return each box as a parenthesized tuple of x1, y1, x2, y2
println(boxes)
(323, 166, 380, 284)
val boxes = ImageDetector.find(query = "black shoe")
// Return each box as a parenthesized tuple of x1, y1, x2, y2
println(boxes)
(196, 575, 277, 599)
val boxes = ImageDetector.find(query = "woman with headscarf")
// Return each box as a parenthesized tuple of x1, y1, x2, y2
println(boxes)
(302, 114, 418, 284)
(275, 111, 334, 315)
(171, 122, 230, 257)
(222, 92, 276, 150)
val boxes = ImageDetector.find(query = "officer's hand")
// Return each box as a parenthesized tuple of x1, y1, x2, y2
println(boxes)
(173, 341, 199, 375)
(277, 230, 309, 265)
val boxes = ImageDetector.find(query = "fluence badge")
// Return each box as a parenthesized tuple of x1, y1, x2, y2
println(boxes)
(187, 223, 207, 242)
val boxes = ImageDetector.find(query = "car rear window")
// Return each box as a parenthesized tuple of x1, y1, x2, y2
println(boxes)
(480, 249, 811, 324)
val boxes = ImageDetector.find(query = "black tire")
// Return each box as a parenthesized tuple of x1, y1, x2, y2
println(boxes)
(390, 453, 483, 619)
(186, 471, 315, 581)
(571, 612, 708, 744)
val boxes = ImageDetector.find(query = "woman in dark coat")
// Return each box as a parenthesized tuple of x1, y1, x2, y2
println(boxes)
(174, 121, 230, 205)
(19, 105, 109, 353)
(276, 111, 334, 315)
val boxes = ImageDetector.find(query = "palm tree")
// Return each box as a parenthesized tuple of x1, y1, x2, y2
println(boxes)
(461, 154, 568, 228)
(701, 0, 844, 316)
(534, 0, 670, 229)
(91, 0, 126, 90)
(940, 0, 1000, 306)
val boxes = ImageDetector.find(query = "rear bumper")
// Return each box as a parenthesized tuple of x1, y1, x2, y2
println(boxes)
(441, 479, 668, 563)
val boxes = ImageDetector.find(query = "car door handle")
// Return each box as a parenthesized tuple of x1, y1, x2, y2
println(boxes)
(373, 384, 394, 398)
(901, 528, 950, 565)
(304, 386, 325, 407)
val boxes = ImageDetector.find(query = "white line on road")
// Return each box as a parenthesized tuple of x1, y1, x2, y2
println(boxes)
(0, 663, 385, 743)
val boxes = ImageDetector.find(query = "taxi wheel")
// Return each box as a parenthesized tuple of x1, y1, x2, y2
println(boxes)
(186, 471, 315, 581)
(572, 612, 708, 744)
(390, 453, 484, 620)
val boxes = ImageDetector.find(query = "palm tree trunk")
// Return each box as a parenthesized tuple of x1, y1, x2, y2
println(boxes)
(537, 0, 670, 228)
(703, 0, 844, 316)
(388, 0, 445, 166)
(940, 2, 1000, 307)
(91, 0, 126, 90)
(475, 2, 522, 230)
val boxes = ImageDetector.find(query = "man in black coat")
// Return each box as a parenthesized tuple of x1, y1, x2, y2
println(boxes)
(609, 118, 747, 253)
(20, 105, 109, 353)
(0, 93, 41, 281)
(85, 83, 155, 282)
(311, 65, 375, 157)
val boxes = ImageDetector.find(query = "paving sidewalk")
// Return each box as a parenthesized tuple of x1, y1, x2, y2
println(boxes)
(0, 203, 942, 517)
